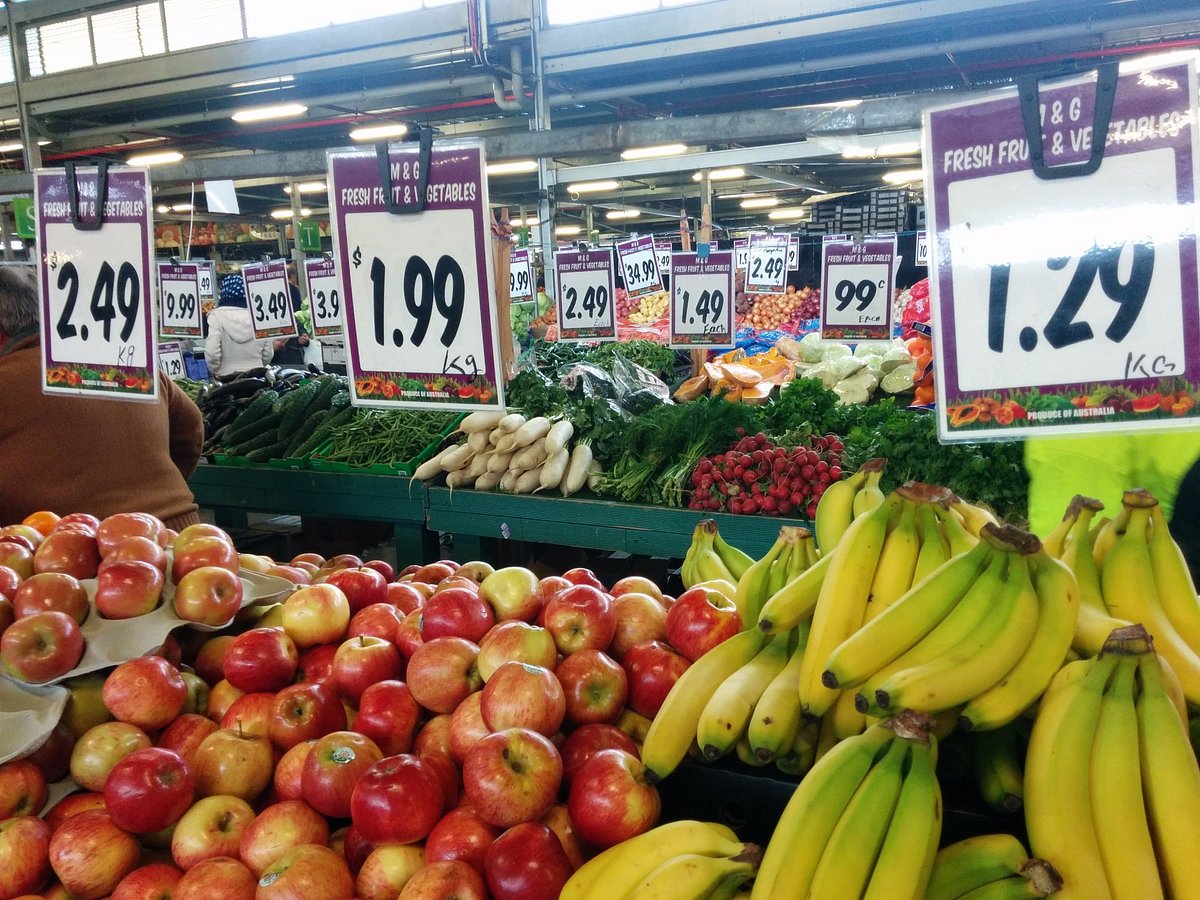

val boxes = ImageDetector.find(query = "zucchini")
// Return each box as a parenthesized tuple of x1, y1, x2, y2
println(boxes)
(285, 409, 329, 456)
(246, 440, 291, 462)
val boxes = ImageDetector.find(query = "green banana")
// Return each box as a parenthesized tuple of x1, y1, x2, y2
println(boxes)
(713, 529, 755, 582)
(972, 724, 1025, 815)
(913, 501, 952, 584)
(926, 834, 1031, 900)
(732, 528, 791, 627)
(756, 551, 833, 634)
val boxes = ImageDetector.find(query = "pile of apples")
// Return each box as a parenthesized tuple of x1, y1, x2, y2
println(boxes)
(0, 510, 745, 900)
(0, 512, 249, 685)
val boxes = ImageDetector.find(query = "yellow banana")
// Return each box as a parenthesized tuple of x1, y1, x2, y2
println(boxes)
(913, 501, 952, 584)
(733, 529, 790, 626)
(787, 528, 815, 581)
(1135, 651, 1200, 900)
(951, 497, 999, 537)
(681, 524, 701, 590)
(1040, 497, 1082, 559)
(765, 541, 794, 599)
(960, 549, 1079, 732)
(861, 737, 942, 900)
(852, 465, 887, 519)
(799, 494, 899, 717)
(696, 549, 736, 585)
(747, 623, 808, 763)
(926, 834, 1031, 900)
(1147, 503, 1200, 649)
(712, 529, 755, 582)
(641, 628, 767, 781)
(1025, 654, 1117, 900)
(623, 849, 760, 900)
(957, 874, 1056, 898)
(813, 464, 867, 552)
(1159, 654, 1188, 723)
(1090, 654, 1162, 900)
(735, 736, 767, 767)
(755, 551, 833, 634)
(1092, 503, 1131, 568)
(936, 503, 979, 556)
(774, 715, 819, 776)
(829, 686, 867, 740)
(863, 498, 922, 623)
(813, 708, 839, 763)
(972, 724, 1025, 815)
(1061, 497, 1107, 613)
(697, 632, 790, 761)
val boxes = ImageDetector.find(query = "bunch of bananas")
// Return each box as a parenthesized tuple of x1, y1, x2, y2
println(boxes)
(926, 834, 1062, 899)
(1025, 626, 1200, 899)
(560, 819, 762, 900)
(812, 456, 887, 550)
(732, 525, 819, 624)
(749, 711, 942, 899)
(680, 519, 755, 591)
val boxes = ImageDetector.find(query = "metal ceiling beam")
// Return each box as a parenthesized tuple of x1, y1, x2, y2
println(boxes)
(551, 141, 832, 187)
(741, 164, 833, 193)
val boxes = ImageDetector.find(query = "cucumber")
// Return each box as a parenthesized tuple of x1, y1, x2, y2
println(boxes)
(278, 379, 321, 436)
(284, 409, 329, 456)
(293, 404, 357, 458)
(222, 410, 283, 448)
(306, 376, 343, 415)
(226, 428, 280, 457)
(246, 440, 291, 462)
(234, 389, 279, 426)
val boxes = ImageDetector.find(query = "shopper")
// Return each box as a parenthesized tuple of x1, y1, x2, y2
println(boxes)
(205, 274, 274, 378)
(0, 265, 204, 530)
(271, 264, 312, 367)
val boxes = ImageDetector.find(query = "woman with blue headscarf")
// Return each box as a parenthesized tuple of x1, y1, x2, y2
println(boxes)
(204, 274, 274, 378)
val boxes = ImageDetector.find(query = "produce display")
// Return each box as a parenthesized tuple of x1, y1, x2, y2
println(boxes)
(624, 290, 669, 326)
(736, 285, 820, 333)
(672, 349, 796, 404)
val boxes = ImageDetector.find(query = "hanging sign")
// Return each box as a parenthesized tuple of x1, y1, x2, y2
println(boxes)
(36, 165, 157, 401)
(615, 234, 663, 299)
(820, 235, 897, 342)
(925, 55, 1200, 441)
(296, 219, 322, 253)
(328, 138, 503, 409)
(304, 256, 342, 338)
(12, 197, 35, 239)
(733, 238, 749, 271)
(670, 250, 734, 349)
(654, 238, 674, 277)
(157, 341, 185, 379)
(157, 261, 202, 337)
(242, 259, 297, 339)
(554, 248, 617, 342)
(746, 231, 789, 294)
(787, 233, 800, 270)
(510, 247, 534, 300)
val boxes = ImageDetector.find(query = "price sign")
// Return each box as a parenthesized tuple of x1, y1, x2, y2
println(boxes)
(670, 250, 734, 349)
(36, 166, 157, 401)
(509, 247, 534, 300)
(820, 236, 896, 342)
(242, 260, 297, 339)
(615, 235, 663, 299)
(157, 341, 185, 379)
(305, 256, 342, 338)
(157, 261, 201, 337)
(916, 232, 930, 267)
(787, 233, 800, 270)
(746, 232, 789, 294)
(654, 239, 674, 278)
(328, 139, 503, 410)
(554, 248, 617, 342)
(926, 56, 1200, 440)
(197, 261, 216, 300)
(733, 238, 750, 271)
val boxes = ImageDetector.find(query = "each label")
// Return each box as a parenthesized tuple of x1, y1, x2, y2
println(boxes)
(242, 259, 298, 339)
(554, 248, 617, 342)
(509, 247, 534, 300)
(925, 56, 1200, 440)
(157, 261, 202, 337)
(158, 341, 185, 379)
(328, 139, 503, 410)
(733, 238, 749, 271)
(916, 231, 930, 267)
(305, 256, 342, 338)
(654, 238, 674, 278)
(615, 235, 663, 299)
(670, 250, 735, 349)
(746, 232, 789, 294)
(820, 236, 897, 342)
(36, 166, 157, 401)
(787, 233, 800, 270)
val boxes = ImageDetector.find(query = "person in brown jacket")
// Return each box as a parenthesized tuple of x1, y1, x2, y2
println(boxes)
(0, 265, 204, 530)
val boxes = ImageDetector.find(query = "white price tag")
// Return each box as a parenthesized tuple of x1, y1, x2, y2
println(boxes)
(158, 262, 202, 337)
(916, 232, 929, 267)
(305, 257, 342, 338)
(787, 234, 800, 270)
(733, 239, 749, 272)
(555, 248, 617, 343)
(654, 241, 674, 277)
(746, 232, 789, 294)
(616, 235, 663, 299)
(197, 261, 216, 299)
(670, 251, 734, 348)
(820, 236, 897, 341)
(243, 260, 297, 339)
(509, 248, 534, 299)
(158, 342, 185, 379)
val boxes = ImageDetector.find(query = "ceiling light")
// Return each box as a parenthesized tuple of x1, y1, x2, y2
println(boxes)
(230, 74, 294, 89)
(155, 205, 170, 214)
(620, 143, 687, 161)
(127, 150, 183, 166)
(842, 140, 921, 159)
(284, 182, 326, 194)
(349, 123, 409, 141)
(606, 209, 640, 220)
(741, 197, 780, 209)
(0, 142, 22, 153)
(170, 203, 193, 212)
(231, 103, 308, 123)
(271, 208, 311, 219)
(514, 216, 538, 226)
(486, 159, 539, 175)
(555, 225, 582, 236)
(768, 208, 809, 220)
(883, 168, 926, 184)
(565, 180, 620, 193)
(692, 167, 745, 182)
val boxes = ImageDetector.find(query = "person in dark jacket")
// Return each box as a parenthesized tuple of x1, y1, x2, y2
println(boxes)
(271, 265, 311, 366)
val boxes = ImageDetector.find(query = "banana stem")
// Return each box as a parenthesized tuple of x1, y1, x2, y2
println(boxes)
(1101, 623, 1155, 656)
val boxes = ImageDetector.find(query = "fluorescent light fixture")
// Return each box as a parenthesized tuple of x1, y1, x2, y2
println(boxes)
(692, 167, 745, 182)
(284, 182, 327, 194)
(741, 197, 780, 209)
(842, 140, 921, 159)
(606, 209, 640, 220)
(9, 240, 22, 250)
(155, 205, 169, 214)
(565, 179, 620, 193)
(514, 216, 538, 226)
(486, 159, 539, 175)
(0, 139, 50, 152)
(170, 203, 194, 212)
(230, 74, 294, 89)
(555, 225, 582, 236)
(349, 123, 409, 141)
(620, 143, 687, 161)
(768, 208, 809, 220)
(127, 150, 183, 166)
(231, 103, 308, 123)
(271, 208, 311, 219)
(883, 168, 925, 184)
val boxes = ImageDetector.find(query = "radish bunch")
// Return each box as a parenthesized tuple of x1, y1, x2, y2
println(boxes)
(686, 429, 844, 518)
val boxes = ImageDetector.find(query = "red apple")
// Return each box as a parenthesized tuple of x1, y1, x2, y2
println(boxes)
(422, 748, 461, 811)
(111, 861, 183, 900)
(70, 721, 151, 792)
(281, 584, 351, 649)
(181, 671, 210, 716)
(48, 809, 140, 899)
(665, 586, 743, 662)
(610, 592, 668, 659)
(103, 747, 194, 833)
(223, 628, 299, 693)
(173, 566, 243, 627)
(484, 822, 573, 900)
(356, 844, 425, 900)
(411, 561, 457, 585)
(341, 824, 376, 872)
(448, 692, 490, 765)
(624, 640, 691, 718)
(326, 567, 389, 614)
(0, 609, 83, 683)
(353, 680, 421, 755)
(0, 759, 46, 819)
(541, 802, 589, 870)
(60, 670, 111, 739)
(387, 582, 426, 615)
(413, 713, 454, 759)
(425, 807, 499, 875)
(193, 634, 235, 686)
(479, 567, 542, 622)
(350, 753, 445, 845)
(398, 860, 485, 900)
(348, 602, 404, 641)
(0, 543, 34, 580)
(394, 608, 425, 658)
(268, 681, 347, 751)
(12, 572, 89, 624)
(238, 800, 329, 876)
(543, 585, 616, 656)
(273, 740, 316, 802)
(330, 553, 366, 569)
(291, 552, 325, 568)
(158, 713, 218, 768)
(192, 727, 274, 802)
(560, 723, 639, 785)
(480, 661, 565, 736)
(302, 731, 382, 818)
(462, 728, 561, 828)
(332, 635, 402, 704)
(102, 655, 187, 731)
(206, 679, 245, 722)
(219, 691, 278, 738)
(104, 535, 168, 573)
(96, 513, 161, 557)
(43, 790, 106, 832)
(431, 575, 482, 597)
(24, 721, 75, 782)
(556, 649, 628, 725)
(0, 564, 21, 598)
(562, 567, 605, 589)
(476, 621, 558, 682)
(171, 794, 255, 870)
(611, 575, 663, 601)
(53, 513, 100, 532)
(0, 597, 11, 633)
(421, 588, 495, 643)
(173, 856, 256, 900)
(455, 560, 495, 584)
(33, 529, 100, 580)
(266, 564, 311, 586)
(171, 535, 238, 584)
(255, 843, 354, 900)
(567, 749, 660, 848)
(291, 560, 321, 578)
(362, 559, 395, 581)
(295, 643, 339, 687)
(406, 637, 482, 714)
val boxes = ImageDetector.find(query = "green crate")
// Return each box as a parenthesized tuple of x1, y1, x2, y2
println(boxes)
(267, 457, 310, 471)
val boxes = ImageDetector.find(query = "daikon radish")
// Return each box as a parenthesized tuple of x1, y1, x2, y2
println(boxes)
(561, 443, 593, 496)
(459, 411, 506, 433)
(446, 469, 475, 488)
(466, 451, 490, 479)
(439, 443, 473, 471)
(586, 459, 602, 491)
(413, 448, 450, 482)
(497, 413, 526, 433)
(499, 469, 522, 492)
(515, 467, 544, 494)
(486, 451, 514, 474)
(474, 471, 502, 492)
(544, 419, 574, 455)
(495, 433, 518, 454)
(539, 447, 570, 490)
(511, 416, 552, 448)
(512, 441, 548, 471)
(467, 431, 490, 453)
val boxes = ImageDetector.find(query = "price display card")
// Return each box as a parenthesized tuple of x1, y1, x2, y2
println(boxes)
(654, 238, 674, 278)
(925, 55, 1200, 441)
(305, 256, 343, 337)
(916, 232, 930, 267)
(733, 238, 750, 272)
(36, 166, 157, 401)
(158, 341, 185, 379)
(670, 250, 734, 349)
(820, 235, 897, 342)
(746, 232, 789, 294)
(157, 261, 201, 337)
(787, 233, 800, 270)
(615, 235, 663, 300)
(328, 139, 503, 410)
(242, 260, 298, 339)
(197, 260, 216, 300)
(554, 248, 617, 343)
(509, 247, 534, 300)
